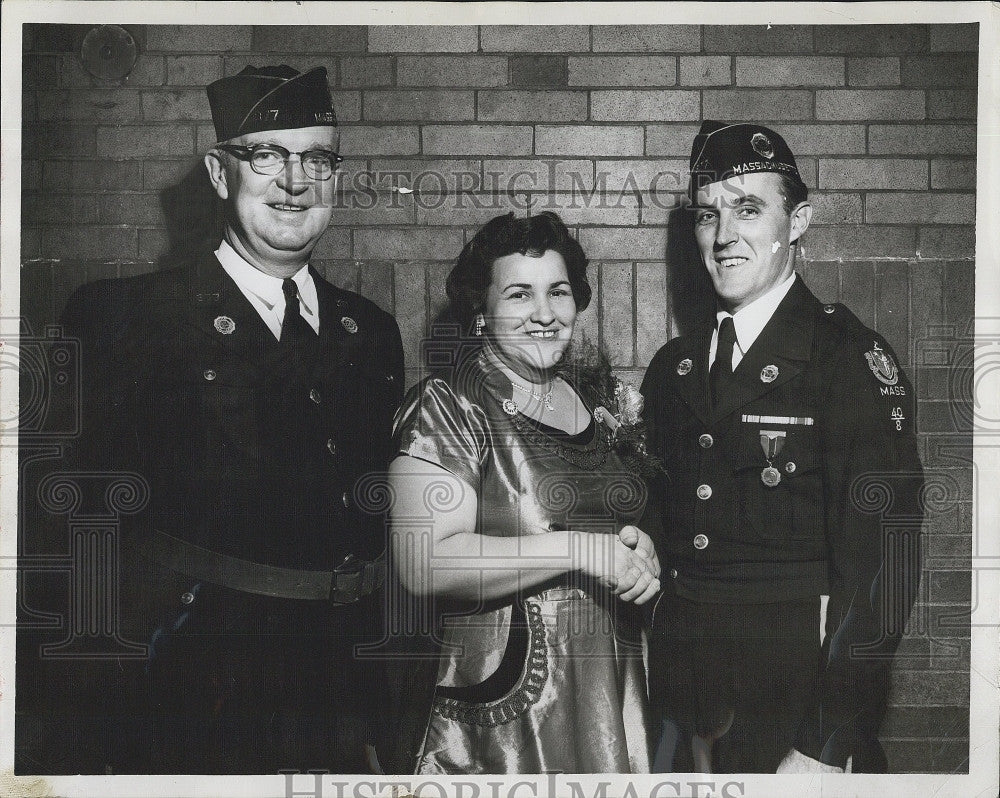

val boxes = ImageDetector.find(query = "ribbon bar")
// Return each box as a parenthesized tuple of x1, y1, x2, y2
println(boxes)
(741, 414, 814, 425)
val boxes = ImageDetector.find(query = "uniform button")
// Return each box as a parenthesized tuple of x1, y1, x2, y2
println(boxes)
(696, 484, 712, 500)
(309, 388, 322, 404)
(693, 534, 709, 550)
(326, 438, 337, 455)
(180, 591, 195, 605)
(342, 491, 351, 508)
(698, 433, 714, 449)
(385, 374, 395, 383)
(669, 568, 678, 579)
(824, 304, 836, 314)
(785, 461, 796, 474)
(203, 369, 216, 381)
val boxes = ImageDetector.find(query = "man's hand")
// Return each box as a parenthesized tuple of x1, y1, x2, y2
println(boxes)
(585, 528, 659, 604)
(776, 748, 848, 774)
(613, 525, 661, 604)
(617, 525, 660, 571)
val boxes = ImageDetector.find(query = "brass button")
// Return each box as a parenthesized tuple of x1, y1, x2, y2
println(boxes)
(385, 374, 395, 383)
(309, 388, 322, 404)
(326, 439, 337, 455)
(824, 304, 836, 314)
(693, 534, 709, 550)
(203, 369, 216, 381)
(785, 461, 796, 474)
(180, 591, 195, 605)
(342, 491, 351, 508)
(669, 568, 678, 579)
(698, 433, 713, 449)
(696, 484, 712, 500)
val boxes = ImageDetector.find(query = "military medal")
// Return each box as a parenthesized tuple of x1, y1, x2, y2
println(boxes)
(760, 364, 779, 383)
(676, 358, 692, 376)
(213, 315, 236, 334)
(341, 316, 359, 334)
(502, 399, 518, 416)
(759, 429, 786, 487)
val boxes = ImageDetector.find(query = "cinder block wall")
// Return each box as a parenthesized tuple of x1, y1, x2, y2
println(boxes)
(20, 23, 976, 772)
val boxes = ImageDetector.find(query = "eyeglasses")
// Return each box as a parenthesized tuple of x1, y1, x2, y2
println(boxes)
(216, 143, 344, 180)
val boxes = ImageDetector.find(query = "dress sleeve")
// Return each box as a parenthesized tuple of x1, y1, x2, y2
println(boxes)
(393, 377, 487, 491)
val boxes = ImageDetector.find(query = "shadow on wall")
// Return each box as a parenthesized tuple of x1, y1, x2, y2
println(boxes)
(667, 205, 715, 337)
(158, 162, 223, 267)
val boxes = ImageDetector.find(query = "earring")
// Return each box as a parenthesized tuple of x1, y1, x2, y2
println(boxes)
(474, 314, 485, 336)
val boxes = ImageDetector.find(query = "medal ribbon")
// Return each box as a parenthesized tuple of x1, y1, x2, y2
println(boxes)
(759, 430, 786, 460)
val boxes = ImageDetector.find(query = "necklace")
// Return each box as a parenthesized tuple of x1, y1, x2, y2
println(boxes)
(511, 381, 555, 411)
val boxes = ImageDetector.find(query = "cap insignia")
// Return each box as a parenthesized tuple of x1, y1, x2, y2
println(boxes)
(751, 132, 775, 160)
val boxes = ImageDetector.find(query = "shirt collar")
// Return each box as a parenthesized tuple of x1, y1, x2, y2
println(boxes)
(715, 271, 797, 354)
(215, 239, 316, 316)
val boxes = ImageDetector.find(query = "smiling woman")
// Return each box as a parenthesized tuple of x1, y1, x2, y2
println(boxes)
(483, 248, 577, 377)
(381, 211, 661, 775)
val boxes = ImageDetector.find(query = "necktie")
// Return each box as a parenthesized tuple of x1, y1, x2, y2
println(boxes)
(710, 316, 737, 408)
(281, 278, 316, 345)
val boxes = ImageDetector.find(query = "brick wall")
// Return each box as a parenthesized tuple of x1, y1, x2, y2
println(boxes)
(19, 23, 977, 773)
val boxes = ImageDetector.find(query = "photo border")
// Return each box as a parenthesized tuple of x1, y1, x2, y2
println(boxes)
(2, 2, 997, 796)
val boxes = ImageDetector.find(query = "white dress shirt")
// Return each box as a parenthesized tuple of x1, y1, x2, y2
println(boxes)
(215, 240, 320, 340)
(709, 271, 797, 371)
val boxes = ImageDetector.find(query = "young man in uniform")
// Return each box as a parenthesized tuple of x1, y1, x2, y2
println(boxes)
(641, 121, 923, 774)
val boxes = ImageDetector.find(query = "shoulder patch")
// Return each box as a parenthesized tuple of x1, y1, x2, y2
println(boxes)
(864, 340, 899, 386)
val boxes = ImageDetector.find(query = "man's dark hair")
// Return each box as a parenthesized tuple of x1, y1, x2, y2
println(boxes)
(446, 211, 592, 333)
(779, 174, 809, 215)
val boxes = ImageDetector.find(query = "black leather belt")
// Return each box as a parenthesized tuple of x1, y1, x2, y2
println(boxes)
(152, 530, 385, 603)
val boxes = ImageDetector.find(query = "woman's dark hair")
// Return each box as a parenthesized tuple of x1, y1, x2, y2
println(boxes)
(446, 211, 591, 333)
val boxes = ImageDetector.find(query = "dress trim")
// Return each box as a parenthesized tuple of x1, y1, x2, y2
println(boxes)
(472, 350, 612, 471)
(505, 409, 611, 470)
(431, 601, 549, 728)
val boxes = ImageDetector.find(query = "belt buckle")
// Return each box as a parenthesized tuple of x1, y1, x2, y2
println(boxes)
(332, 554, 364, 602)
(334, 553, 365, 575)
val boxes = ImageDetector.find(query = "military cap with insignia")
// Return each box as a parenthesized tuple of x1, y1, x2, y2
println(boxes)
(206, 65, 337, 143)
(689, 120, 806, 196)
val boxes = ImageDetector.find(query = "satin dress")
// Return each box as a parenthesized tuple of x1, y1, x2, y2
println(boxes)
(394, 350, 652, 774)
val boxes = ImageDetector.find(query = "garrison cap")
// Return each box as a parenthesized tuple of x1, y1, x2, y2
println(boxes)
(206, 65, 337, 143)
(689, 121, 805, 196)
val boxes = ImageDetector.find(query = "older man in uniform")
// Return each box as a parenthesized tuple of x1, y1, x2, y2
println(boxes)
(641, 122, 923, 774)
(57, 65, 404, 773)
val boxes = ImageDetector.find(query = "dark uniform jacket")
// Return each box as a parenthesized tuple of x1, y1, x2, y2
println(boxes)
(53, 250, 404, 770)
(640, 275, 923, 767)
(63, 250, 404, 635)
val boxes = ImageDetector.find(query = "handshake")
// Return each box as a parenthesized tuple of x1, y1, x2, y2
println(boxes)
(585, 525, 661, 605)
